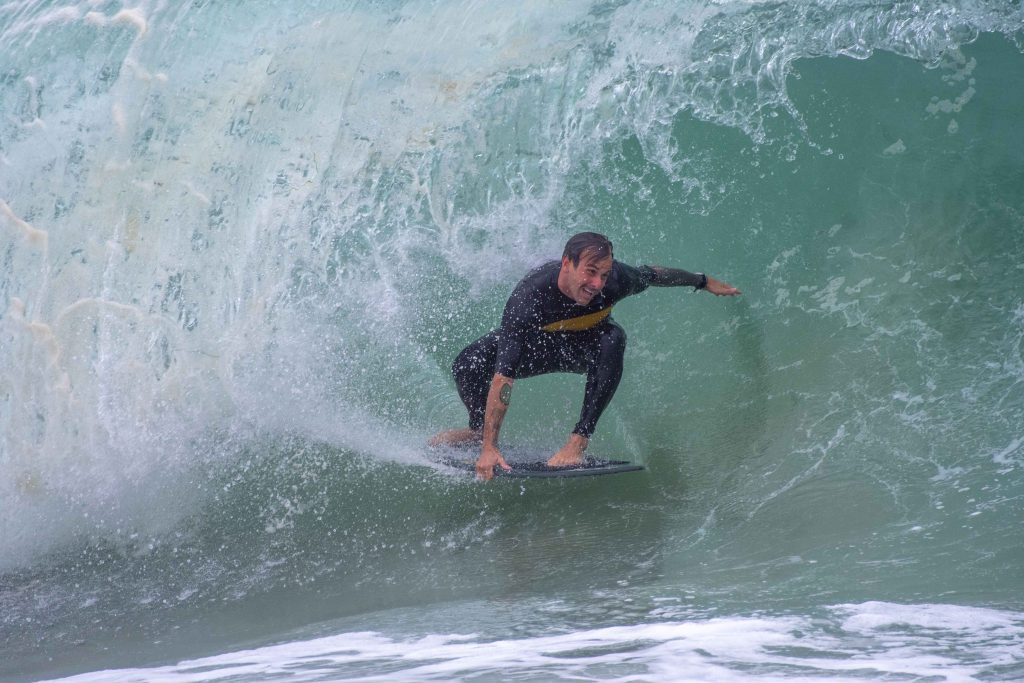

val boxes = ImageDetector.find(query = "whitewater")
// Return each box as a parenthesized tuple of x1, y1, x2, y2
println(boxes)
(2, 0, 1023, 680)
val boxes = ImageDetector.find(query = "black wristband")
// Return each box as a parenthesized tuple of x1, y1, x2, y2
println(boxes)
(696, 273, 708, 290)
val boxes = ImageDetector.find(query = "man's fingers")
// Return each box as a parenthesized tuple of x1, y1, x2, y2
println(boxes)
(711, 283, 740, 296)
(475, 462, 510, 481)
(705, 276, 741, 296)
(475, 450, 511, 481)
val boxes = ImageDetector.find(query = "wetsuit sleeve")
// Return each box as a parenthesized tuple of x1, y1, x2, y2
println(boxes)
(615, 262, 654, 297)
(493, 287, 534, 378)
(637, 264, 705, 289)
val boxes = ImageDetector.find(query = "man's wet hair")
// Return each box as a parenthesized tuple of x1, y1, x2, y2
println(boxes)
(563, 232, 613, 266)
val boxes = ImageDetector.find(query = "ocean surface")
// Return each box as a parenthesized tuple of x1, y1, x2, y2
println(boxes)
(2, 1, 1024, 681)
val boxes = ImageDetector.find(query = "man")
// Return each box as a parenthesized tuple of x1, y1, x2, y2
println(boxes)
(431, 232, 740, 480)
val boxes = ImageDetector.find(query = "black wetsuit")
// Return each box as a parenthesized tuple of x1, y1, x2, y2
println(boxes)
(452, 260, 699, 438)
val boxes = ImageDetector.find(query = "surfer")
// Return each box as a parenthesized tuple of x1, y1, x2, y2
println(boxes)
(431, 232, 740, 480)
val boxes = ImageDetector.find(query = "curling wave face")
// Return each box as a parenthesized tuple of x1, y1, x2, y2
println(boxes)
(1, 0, 1023, 679)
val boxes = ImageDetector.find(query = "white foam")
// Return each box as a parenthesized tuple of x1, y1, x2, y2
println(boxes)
(883, 139, 907, 155)
(992, 437, 1022, 465)
(111, 102, 126, 132)
(36, 603, 1024, 683)
(111, 8, 148, 35)
(84, 8, 148, 36)
(0, 5, 81, 42)
(838, 601, 1021, 634)
(0, 199, 48, 247)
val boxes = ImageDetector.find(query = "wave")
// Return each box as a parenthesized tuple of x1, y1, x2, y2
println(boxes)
(33, 602, 1024, 682)
(1, 5, 1023, 678)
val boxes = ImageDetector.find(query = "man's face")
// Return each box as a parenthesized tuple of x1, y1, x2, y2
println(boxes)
(561, 252, 613, 305)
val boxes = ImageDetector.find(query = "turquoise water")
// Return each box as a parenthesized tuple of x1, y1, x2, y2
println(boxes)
(2, 1, 1023, 680)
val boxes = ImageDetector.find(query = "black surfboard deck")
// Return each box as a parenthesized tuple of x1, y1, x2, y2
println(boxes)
(439, 456, 644, 479)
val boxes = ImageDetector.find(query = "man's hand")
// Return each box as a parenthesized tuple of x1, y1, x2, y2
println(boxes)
(705, 276, 741, 296)
(547, 433, 589, 467)
(476, 443, 511, 481)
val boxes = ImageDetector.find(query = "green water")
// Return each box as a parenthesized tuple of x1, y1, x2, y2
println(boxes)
(2, 1, 1023, 680)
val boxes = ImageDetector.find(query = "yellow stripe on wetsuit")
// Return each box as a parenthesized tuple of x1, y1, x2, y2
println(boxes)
(541, 307, 612, 332)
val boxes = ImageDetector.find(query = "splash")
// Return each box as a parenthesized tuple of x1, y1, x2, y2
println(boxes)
(1, 0, 1022, 572)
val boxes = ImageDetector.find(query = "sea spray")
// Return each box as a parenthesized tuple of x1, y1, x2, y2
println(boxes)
(2, 1, 1023, 680)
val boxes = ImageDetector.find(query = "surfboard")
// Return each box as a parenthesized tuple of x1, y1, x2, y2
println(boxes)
(438, 456, 644, 479)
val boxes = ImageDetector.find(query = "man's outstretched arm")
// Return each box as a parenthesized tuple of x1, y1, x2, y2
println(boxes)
(476, 373, 514, 480)
(648, 266, 741, 296)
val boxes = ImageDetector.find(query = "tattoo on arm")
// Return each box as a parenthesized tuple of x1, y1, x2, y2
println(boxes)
(484, 375, 513, 448)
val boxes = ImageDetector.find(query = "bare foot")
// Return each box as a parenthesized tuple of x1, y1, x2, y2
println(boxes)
(428, 428, 482, 448)
(546, 434, 589, 467)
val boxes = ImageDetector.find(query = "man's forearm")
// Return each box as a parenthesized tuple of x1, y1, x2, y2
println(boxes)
(482, 373, 513, 447)
(647, 266, 706, 288)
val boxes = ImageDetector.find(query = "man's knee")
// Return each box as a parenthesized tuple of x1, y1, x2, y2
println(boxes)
(453, 332, 498, 381)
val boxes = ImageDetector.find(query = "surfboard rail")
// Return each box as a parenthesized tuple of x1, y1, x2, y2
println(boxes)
(438, 456, 644, 479)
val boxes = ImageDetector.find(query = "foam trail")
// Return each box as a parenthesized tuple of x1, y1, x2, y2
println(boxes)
(34, 603, 1024, 683)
